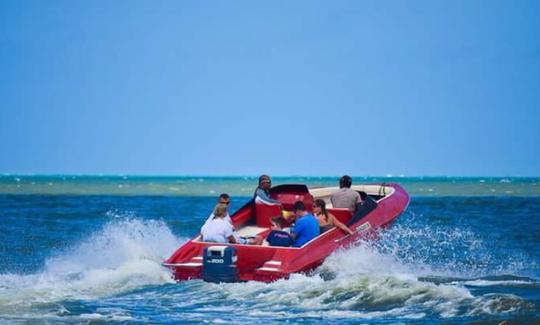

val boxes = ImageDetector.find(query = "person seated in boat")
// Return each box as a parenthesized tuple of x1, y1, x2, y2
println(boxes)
(201, 203, 262, 245)
(263, 216, 293, 247)
(205, 193, 232, 225)
(289, 201, 320, 247)
(331, 175, 362, 212)
(313, 199, 354, 235)
(254, 175, 281, 205)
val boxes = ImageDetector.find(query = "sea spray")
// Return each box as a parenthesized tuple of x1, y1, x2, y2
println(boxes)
(183, 214, 536, 321)
(0, 217, 183, 315)
(1, 194, 538, 323)
(372, 209, 538, 278)
(190, 244, 531, 321)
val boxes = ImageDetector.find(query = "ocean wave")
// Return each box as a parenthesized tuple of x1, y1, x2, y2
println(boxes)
(175, 217, 536, 321)
(178, 242, 533, 320)
(462, 279, 539, 288)
(0, 217, 183, 316)
(369, 210, 538, 279)
(0, 201, 537, 323)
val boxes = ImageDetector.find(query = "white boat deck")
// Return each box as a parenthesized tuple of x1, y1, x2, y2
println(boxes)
(235, 226, 268, 237)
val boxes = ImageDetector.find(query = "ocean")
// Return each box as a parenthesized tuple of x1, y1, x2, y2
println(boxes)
(0, 176, 539, 324)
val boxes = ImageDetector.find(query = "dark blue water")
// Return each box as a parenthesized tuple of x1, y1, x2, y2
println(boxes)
(0, 195, 539, 324)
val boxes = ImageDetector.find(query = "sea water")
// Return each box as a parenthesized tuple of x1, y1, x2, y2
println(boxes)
(0, 176, 538, 324)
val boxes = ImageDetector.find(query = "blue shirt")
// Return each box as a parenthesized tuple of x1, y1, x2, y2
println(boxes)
(291, 213, 320, 247)
(266, 230, 293, 247)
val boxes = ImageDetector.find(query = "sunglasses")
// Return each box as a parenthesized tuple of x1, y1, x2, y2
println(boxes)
(220, 201, 230, 205)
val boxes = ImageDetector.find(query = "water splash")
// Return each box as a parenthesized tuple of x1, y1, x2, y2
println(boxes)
(0, 217, 183, 315)
(0, 203, 537, 323)
(191, 241, 534, 321)
(369, 210, 538, 278)
(177, 213, 537, 321)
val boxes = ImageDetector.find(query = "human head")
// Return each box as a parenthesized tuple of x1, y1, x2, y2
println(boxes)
(258, 174, 272, 190)
(218, 193, 230, 205)
(339, 175, 353, 188)
(270, 216, 284, 230)
(292, 201, 306, 217)
(213, 203, 228, 218)
(313, 198, 328, 216)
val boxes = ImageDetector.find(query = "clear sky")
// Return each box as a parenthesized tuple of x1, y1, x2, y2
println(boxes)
(1, 1, 539, 176)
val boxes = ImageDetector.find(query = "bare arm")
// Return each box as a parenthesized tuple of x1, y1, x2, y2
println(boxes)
(329, 213, 354, 235)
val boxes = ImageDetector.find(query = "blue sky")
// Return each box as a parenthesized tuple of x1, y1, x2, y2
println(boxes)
(1, 1, 539, 176)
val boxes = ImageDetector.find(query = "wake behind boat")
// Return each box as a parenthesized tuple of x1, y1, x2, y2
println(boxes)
(163, 183, 409, 282)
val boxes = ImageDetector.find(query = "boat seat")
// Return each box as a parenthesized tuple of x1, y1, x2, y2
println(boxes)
(347, 196, 378, 226)
(235, 226, 268, 238)
(327, 208, 353, 224)
(255, 202, 282, 227)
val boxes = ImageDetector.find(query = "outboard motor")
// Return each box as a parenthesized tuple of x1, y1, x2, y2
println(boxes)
(201, 246, 238, 283)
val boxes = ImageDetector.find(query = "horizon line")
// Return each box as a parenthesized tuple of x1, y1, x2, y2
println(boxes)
(1, 173, 539, 179)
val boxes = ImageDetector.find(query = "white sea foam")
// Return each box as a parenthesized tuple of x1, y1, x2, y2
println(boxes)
(462, 279, 536, 287)
(369, 218, 507, 278)
(197, 234, 532, 320)
(1, 210, 534, 322)
(0, 217, 183, 314)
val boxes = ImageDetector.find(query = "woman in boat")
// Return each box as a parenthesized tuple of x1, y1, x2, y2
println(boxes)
(313, 199, 354, 235)
(201, 203, 262, 245)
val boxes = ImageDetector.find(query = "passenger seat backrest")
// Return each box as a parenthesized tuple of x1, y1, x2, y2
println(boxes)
(327, 208, 352, 224)
(273, 192, 314, 212)
(347, 196, 378, 226)
(255, 201, 281, 227)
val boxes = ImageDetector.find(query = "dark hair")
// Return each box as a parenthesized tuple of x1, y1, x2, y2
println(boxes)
(270, 216, 285, 227)
(339, 175, 352, 188)
(258, 174, 271, 185)
(313, 199, 329, 222)
(292, 201, 306, 212)
(219, 193, 230, 200)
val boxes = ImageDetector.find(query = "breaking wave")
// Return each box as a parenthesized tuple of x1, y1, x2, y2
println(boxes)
(0, 217, 183, 316)
(195, 245, 534, 321)
(0, 208, 537, 323)
(186, 212, 537, 321)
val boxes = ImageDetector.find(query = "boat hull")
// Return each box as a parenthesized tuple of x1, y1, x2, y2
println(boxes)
(163, 183, 409, 282)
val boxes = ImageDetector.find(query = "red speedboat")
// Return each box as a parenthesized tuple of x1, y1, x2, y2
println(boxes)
(163, 183, 409, 283)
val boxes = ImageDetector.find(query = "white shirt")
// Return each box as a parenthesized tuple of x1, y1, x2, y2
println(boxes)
(201, 217, 234, 243)
(206, 212, 232, 225)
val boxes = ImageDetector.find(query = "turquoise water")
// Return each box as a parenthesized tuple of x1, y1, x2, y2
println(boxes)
(1, 175, 539, 196)
(0, 176, 539, 323)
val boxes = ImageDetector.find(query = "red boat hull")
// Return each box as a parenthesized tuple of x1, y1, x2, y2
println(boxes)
(163, 183, 409, 282)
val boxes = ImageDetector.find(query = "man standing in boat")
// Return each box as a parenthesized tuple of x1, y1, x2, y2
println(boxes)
(331, 175, 363, 212)
(254, 175, 281, 205)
